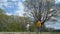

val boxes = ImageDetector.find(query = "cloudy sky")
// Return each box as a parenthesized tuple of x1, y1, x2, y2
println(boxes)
(0, 0, 60, 29)
(0, 0, 60, 16)
(0, 0, 25, 16)
(55, 0, 60, 3)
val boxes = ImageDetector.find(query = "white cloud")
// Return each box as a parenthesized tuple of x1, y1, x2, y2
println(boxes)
(0, 0, 17, 8)
(0, 0, 25, 16)
(58, 20, 60, 22)
(11, 0, 25, 2)
(55, 0, 60, 3)
(22, 0, 25, 1)
(50, 9, 54, 11)
(0, 0, 7, 2)
(18, 2, 24, 9)
(0, 0, 8, 9)
(3, 3, 8, 7)
(7, 2, 14, 8)
(12, 0, 18, 2)
(14, 10, 24, 16)
(51, 17, 57, 19)
(0, 3, 3, 8)
(6, 12, 12, 16)
(1, 2, 13, 9)
(0, 0, 14, 10)
(45, 21, 60, 29)
(13, 2, 24, 16)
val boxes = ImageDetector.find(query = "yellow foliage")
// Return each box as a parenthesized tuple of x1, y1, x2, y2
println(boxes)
(36, 21, 41, 27)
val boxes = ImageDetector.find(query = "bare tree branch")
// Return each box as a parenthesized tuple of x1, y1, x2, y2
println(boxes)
(24, 0, 56, 25)
(42, 10, 56, 25)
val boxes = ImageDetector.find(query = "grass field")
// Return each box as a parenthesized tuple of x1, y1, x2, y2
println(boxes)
(0, 32, 60, 34)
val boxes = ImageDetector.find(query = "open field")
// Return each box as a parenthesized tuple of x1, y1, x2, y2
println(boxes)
(0, 32, 60, 34)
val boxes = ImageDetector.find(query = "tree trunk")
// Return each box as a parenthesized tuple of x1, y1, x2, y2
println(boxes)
(42, 24, 46, 32)
(37, 23, 46, 32)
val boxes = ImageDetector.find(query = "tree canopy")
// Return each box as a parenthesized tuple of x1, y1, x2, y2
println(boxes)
(24, 0, 56, 24)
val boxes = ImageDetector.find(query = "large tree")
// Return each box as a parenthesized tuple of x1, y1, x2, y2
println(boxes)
(24, 0, 57, 32)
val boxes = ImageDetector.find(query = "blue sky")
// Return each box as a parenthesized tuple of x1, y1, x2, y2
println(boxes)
(0, 0, 25, 16)
(55, 0, 60, 3)
(0, 0, 60, 29)
(0, 0, 60, 16)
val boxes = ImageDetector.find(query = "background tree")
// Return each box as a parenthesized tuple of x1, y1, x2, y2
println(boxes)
(24, 0, 57, 31)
